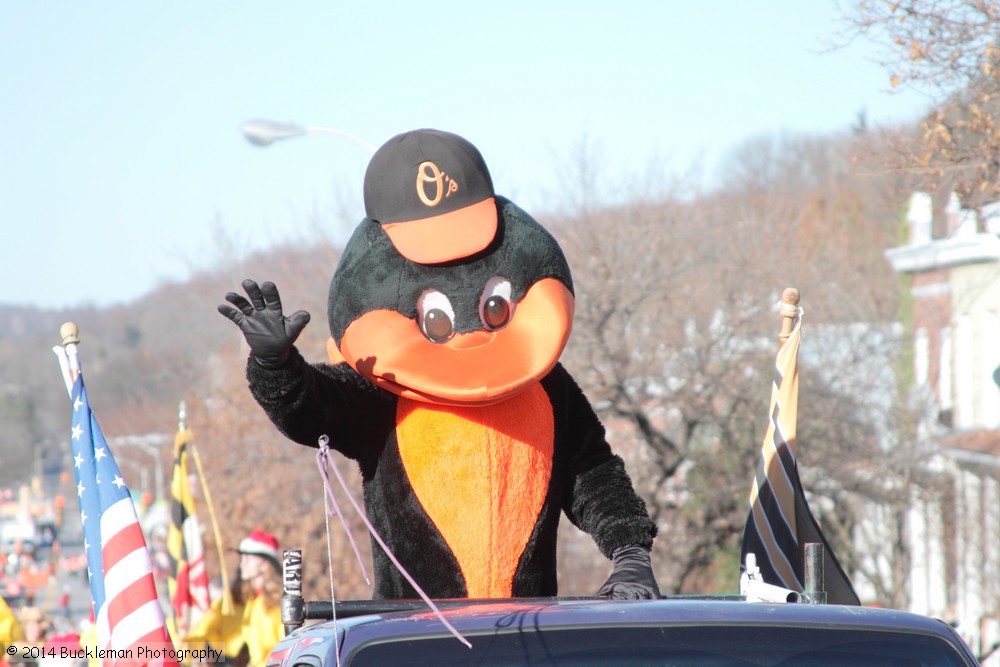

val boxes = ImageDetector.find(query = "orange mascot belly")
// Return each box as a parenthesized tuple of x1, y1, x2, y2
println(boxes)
(395, 383, 554, 597)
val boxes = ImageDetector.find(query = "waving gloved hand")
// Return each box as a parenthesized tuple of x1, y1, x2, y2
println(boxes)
(218, 279, 311, 369)
(596, 544, 661, 600)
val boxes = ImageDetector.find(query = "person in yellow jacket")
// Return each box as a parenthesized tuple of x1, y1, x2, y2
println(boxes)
(0, 595, 22, 665)
(77, 617, 98, 667)
(184, 530, 284, 667)
(0, 596, 22, 666)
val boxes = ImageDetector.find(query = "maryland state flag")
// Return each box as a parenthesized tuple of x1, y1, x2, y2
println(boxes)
(740, 302, 860, 606)
(167, 426, 210, 635)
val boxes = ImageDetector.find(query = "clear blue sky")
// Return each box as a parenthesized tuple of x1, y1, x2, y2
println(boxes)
(1, 1, 930, 310)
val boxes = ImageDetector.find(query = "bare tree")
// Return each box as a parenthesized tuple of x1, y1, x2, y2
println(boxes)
(549, 130, 919, 601)
(839, 0, 1000, 201)
(551, 189, 791, 592)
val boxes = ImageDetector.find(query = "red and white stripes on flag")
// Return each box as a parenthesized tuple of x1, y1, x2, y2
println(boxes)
(97, 496, 175, 652)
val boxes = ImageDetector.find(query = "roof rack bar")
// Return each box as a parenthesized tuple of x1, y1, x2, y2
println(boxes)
(304, 600, 433, 620)
(305, 597, 590, 621)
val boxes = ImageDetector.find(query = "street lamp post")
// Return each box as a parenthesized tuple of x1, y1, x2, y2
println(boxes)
(239, 119, 377, 154)
(109, 433, 170, 501)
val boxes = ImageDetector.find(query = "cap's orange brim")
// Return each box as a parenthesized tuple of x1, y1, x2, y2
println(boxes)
(381, 197, 497, 264)
(330, 278, 574, 406)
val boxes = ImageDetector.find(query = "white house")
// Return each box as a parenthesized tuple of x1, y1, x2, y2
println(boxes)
(885, 192, 1000, 662)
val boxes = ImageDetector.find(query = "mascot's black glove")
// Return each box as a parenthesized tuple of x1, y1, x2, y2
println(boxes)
(596, 544, 661, 600)
(218, 279, 311, 369)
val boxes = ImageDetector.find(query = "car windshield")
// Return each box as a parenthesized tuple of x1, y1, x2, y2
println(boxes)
(345, 624, 973, 666)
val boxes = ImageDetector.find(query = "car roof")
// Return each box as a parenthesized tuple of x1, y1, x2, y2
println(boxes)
(267, 597, 977, 666)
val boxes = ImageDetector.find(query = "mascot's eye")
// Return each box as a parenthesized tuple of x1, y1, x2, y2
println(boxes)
(479, 277, 514, 331)
(417, 289, 455, 343)
(483, 297, 510, 329)
(424, 310, 453, 343)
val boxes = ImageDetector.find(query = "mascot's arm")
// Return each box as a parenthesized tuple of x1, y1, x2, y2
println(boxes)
(547, 365, 660, 599)
(220, 279, 393, 460)
(245, 348, 393, 460)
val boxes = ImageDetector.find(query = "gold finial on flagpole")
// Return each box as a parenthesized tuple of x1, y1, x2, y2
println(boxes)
(56, 323, 82, 391)
(779, 288, 800, 342)
(60, 322, 80, 346)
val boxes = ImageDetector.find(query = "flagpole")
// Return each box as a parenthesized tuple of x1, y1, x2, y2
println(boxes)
(778, 288, 800, 346)
(180, 402, 235, 615)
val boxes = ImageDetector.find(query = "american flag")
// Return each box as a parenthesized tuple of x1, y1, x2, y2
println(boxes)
(70, 373, 180, 664)
(739, 309, 860, 606)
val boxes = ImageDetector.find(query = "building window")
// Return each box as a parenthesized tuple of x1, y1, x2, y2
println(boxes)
(955, 318, 972, 429)
(940, 326, 953, 415)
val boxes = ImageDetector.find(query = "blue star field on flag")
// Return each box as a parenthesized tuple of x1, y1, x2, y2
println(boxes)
(70, 374, 130, 612)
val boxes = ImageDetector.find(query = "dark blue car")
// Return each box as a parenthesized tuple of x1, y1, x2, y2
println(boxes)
(265, 597, 979, 666)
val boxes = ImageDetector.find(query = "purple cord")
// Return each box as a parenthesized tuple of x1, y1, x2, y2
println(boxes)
(315, 446, 371, 586)
(316, 435, 471, 649)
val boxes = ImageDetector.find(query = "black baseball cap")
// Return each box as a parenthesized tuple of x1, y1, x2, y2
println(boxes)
(363, 129, 498, 264)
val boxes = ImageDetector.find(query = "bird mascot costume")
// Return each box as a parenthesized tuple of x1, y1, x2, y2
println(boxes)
(219, 129, 660, 600)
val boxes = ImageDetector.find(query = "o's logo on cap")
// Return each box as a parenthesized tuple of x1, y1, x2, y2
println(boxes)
(416, 161, 459, 207)
(365, 129, 499, 264)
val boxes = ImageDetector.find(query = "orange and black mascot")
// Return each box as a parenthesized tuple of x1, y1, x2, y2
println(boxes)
(219, 129, 659, 600)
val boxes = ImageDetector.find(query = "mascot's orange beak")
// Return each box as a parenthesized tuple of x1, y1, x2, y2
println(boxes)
(327, 278, 574, 406)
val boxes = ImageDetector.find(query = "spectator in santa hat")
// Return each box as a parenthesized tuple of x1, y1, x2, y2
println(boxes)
(37, 631, 83, 667)
(184, 529, 283, 667)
